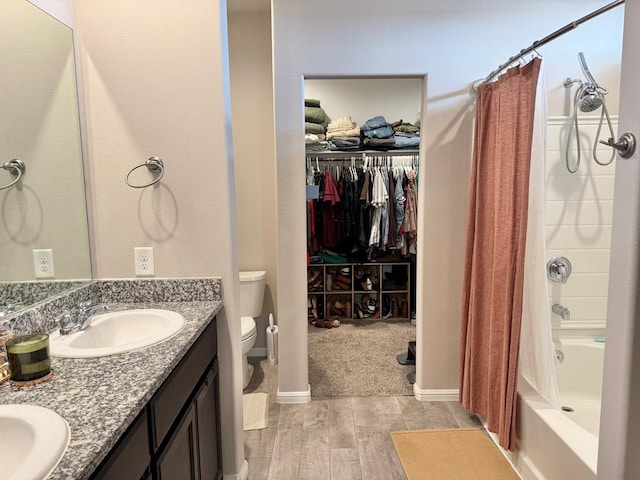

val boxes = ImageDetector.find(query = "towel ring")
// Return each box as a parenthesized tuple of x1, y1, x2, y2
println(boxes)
(0, 159, 26, 191)
(125, 156, 164, 188)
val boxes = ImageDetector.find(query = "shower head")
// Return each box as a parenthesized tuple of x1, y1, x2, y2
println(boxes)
(578, 52, 598, 87)
(576, 52, 604, 112)
(578, 86, 603, 112)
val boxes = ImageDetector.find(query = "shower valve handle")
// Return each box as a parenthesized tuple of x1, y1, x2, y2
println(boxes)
(599, 132, 636, 159)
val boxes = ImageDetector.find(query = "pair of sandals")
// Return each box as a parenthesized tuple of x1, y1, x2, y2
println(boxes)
(329, 299, 351, 317)
(331, 273, 351, 290)
(311, 317, 341, 328)
(308, 269, 323, 291)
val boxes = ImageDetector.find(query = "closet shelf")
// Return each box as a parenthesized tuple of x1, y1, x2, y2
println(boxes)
(305, 149, 419, 158)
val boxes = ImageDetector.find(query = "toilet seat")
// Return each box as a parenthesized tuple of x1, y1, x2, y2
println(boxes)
(241, 316, 257, 341)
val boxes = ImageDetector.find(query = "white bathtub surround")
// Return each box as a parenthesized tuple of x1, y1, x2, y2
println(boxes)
(555, 338, 605, 436)
(520, 68, 560, 409)
(515, 378, 597, 480)
(512, 338, 604, 479)
(546, 116, 617, 329)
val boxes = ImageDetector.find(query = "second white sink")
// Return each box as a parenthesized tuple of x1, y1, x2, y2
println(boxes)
(49, 309, 185, 358)
(0, 404, 70, 480)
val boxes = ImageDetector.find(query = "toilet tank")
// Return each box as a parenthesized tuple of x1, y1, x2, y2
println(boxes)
(239, 270, 266, 318)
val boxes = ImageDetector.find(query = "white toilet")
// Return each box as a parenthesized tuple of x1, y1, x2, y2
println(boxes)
(239, 270, 266, 389)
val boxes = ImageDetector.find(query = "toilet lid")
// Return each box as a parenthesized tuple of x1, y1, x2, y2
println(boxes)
(241, 316, 256, 340)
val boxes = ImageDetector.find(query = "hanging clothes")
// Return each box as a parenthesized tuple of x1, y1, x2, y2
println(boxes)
(306, 154, 418, 261)
(387, 169, 397, 248)
(322, 169, 343, 248)
(393, 168, 406, 249)
(368, 168, 389, 247)
(402, 169, 418, 255)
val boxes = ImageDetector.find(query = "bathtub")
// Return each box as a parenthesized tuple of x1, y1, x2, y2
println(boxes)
(512, 338, 605, 480)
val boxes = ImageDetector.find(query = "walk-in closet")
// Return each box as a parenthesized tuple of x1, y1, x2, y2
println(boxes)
(304, 77, 424, 396)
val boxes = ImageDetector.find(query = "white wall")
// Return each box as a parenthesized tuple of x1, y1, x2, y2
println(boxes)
(29, 0, 75, 28)
(304, 78, 423, 127)
(271, 0, 624, 399)
(599, 0, 640, 476)
(228, 11, 277, 354)
(74, 0, 245, 476)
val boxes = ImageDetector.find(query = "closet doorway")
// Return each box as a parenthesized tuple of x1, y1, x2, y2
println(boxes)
(303, 76, 425, 397)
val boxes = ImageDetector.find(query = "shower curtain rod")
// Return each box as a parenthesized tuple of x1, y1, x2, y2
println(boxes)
(474, 0, 624, 89)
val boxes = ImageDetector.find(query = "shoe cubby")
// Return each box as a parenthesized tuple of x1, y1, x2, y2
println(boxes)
(307, 267, 324, 292)
(307, 262, 411, 321)
(381, 264, 408, 291)
(326, 294, 352, 318)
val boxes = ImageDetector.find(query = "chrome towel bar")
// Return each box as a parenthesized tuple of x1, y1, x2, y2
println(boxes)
(0, 159, 26, 191)
(125, 156, 164, 188)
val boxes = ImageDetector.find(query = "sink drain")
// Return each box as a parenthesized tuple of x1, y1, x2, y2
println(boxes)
(561, 406, 574, 413)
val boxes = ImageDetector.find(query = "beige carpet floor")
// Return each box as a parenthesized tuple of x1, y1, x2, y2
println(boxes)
(308, 318, 416, 397)
(391, 428, 520, 480)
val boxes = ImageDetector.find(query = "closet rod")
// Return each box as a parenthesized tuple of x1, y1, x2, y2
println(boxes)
(305, 149, 419, 159)
(474, 0, 624, 89)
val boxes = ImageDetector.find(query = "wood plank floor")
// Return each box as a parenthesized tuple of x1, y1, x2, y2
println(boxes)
(244, 358, 483, 480)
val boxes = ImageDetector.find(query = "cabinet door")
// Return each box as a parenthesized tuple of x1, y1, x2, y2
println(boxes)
(91, 411, 150, 480)
(155, 403, 199, 480)
(196, 359, 222, 480)
(150, 318, 217, 451)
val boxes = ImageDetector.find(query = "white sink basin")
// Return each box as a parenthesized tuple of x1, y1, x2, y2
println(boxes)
(49, 309, 185, 358)
(0, 404, 70, 480)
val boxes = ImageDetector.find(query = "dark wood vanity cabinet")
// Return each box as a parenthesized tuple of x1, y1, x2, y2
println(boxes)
(195, 363, 222, 480)
(155, 402, 199, 479)
(154, 360, 222, 480)
(91, 317, 222, 480)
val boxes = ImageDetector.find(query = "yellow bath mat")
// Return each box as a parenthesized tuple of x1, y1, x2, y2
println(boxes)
(391, 428, 520, 479)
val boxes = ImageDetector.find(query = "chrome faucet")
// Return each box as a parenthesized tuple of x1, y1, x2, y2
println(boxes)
(58, 299, 109, 335)
(552, 303, 570, 321)
(0, 303, 23, 317)
(547, 257, 572, 284)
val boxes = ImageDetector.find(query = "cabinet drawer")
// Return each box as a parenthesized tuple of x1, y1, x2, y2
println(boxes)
(150, 316, 217, 451)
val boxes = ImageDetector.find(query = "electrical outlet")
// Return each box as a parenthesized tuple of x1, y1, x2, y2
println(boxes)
(134, 247, 155, 276)
(33, 249, 55, 279)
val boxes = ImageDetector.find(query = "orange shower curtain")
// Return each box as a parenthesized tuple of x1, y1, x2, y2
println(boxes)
(460, 58, 542, 450)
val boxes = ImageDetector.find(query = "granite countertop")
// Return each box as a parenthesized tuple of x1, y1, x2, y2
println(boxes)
(0, 299, 223, 480)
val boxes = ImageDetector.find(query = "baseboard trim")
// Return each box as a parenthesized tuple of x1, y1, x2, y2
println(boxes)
(413, 385, 459, 401)
(223, 459, 248, 480)
(276, 384, 311, 404)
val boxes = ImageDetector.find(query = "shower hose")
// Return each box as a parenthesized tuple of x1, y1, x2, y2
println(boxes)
(565, 85, 616, 174)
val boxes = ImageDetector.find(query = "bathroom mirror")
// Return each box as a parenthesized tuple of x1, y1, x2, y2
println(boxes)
(0, 0, 91, 316)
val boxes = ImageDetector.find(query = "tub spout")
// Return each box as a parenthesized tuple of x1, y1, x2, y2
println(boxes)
(552, 304, 570, 321)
